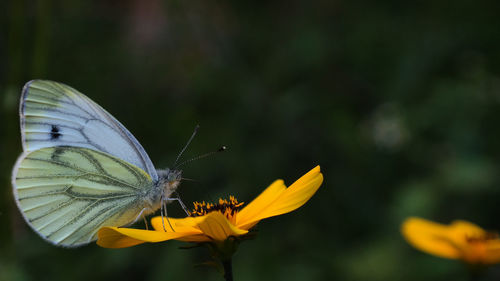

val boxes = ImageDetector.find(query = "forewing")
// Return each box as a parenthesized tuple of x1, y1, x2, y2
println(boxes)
(20, 80, 158, 181)
(12, 146, 155, 247)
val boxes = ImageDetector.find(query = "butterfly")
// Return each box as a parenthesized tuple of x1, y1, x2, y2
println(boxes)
(12, 80, 185, 247)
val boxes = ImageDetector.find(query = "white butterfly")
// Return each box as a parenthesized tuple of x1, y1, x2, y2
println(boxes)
(12, 80, 184, 247)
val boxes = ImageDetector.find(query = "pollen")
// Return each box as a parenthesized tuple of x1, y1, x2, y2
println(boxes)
(190, 196, 244, 223)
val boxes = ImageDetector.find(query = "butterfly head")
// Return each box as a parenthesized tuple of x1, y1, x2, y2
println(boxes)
(157, 168, 182, 197)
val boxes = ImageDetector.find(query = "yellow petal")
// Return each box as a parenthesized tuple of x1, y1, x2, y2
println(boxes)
(97, 227, 147, 248)
(448, 220, 498, 264)
(287, 165, 322, 188)
(97, 226, 200, 249)
(401, 217, 462, 259)
(260, 170, 323, 217)
(401, 217, 487, 260)
(150, 216, 213, 242)
(176, 234, 213, 243)
(151, 216, 205, 232)
(483, 241, 500, 264)
(198, 212, 248, 241)
(450, 220, 485, 234)
(235, 179, 286, 227)
(236, 166, 323, 229)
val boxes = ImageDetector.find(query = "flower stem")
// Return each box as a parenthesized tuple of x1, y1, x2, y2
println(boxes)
(222, 259, 233, 281)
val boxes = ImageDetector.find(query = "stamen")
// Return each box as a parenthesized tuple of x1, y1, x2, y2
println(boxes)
(190, 196, 244, 220)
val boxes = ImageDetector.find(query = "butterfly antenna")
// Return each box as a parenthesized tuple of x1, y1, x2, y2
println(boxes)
(181, 177, 198, 182)
(175, 146, 227, 169)
(174, 124, 200, 167)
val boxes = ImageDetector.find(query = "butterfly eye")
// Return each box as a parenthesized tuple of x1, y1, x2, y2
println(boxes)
(168, 170, 182, 182)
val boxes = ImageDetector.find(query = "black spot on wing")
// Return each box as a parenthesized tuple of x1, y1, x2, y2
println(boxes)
(50, 125, 62, 140)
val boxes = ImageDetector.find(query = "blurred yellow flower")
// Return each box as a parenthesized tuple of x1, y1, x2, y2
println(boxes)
(401, 217, 500, 264)
(97, 166, 323, 249)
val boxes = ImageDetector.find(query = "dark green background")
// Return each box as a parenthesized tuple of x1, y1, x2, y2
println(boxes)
(2, 0, 500, 280)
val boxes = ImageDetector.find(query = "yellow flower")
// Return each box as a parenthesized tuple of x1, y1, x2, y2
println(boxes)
(401, 217, 500, 264)
(97, 166, 323, 249)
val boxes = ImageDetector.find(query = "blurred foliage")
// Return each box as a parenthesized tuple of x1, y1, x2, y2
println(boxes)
(2, 0, 500, 280)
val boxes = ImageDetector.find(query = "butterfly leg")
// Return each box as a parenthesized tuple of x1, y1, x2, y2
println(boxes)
(160, 194, 175, 232)
(168, 192, 190, 216)
(160, 194, 166, 232)
(130, 207, 152, 230)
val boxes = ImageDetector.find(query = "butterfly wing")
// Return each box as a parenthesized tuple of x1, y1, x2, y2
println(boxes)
(12, 146, 156, 247)
(20, 80, 158, 181)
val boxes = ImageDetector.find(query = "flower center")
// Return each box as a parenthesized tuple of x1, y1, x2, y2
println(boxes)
(190, 196, 244, 223)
